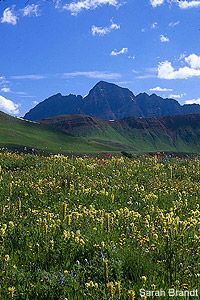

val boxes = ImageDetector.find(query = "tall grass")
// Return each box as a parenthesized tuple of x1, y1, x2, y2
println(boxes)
(0, 153, 199, 299)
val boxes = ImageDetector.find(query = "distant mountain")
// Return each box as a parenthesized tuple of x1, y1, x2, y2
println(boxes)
(39, 113, 200, 154)
(24, 81, 200, 121)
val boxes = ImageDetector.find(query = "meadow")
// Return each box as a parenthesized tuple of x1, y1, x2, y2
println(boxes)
(0, 152, 200, 299)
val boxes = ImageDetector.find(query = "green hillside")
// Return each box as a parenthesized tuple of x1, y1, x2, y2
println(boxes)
(0, 112, 121, 154)
(1, 111, 200, 154)
(39, 114, 200, 154)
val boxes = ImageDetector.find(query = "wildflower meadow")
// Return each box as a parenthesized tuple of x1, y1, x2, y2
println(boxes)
(0, 152, 200, 299)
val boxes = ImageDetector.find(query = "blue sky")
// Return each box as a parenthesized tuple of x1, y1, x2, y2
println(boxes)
(1, 0, 200, 116)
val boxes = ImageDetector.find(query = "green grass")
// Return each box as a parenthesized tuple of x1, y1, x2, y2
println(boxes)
(0, 112, 121, 154)
(39, 114, 200, 154)
(1, 111, 200, 154)
(0, 153, 200, 299)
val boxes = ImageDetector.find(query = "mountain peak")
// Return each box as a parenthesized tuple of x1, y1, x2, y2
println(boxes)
(24, 81, 200, 121)
(92, 80, 122, 90)
(96, 80, 115, 85)
(79, 81, 139, 120)
(95, 80, 108, 85)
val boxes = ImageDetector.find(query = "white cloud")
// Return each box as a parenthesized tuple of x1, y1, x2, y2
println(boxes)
(168, 21, 180, 27)
(134, 67, 157, 79)
(63, 0, 120, 15)
(146, 67, 158, 73)
(185, 53, 200, 69)
(128, 56, 135, 61)
(151, 22, 158, 29)
(0, 95, 19, 114)
(21, 4, 40, 17)
(1, 88, 11, 93)
(1, 4, 40, 26)
(11, 75, 47, 80)
(169, 93, 186, 98)
(150, 86, 173, 92)
(1, 6, 18, 25)
(158, 60, 200, 79)
(132, 69, 139, 74)
(136, 74, 157, 79)
(178, 52, 186, 61)
(150, 0, 200, 9)
(15, 92, 27, 95)
(0, 89, 31, 96)
(54, 0, 62, 9)
(33, 101, 39, 105)
(62, 71, 121, 79)
(185, 98, 200, 104)
(110, 47, 128, 56)
(20, 95, 35, 98)
(160, 34, 169, 42)
(150, 0, 164, 7)
(178, 1, 200, 9)
(91, 21, 120, 36)
(158, 53, 200, 79)
(0, 77, 11, 90)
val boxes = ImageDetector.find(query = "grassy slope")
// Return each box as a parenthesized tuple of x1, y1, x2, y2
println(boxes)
(0, 112, 122, 153)
(38, 115, 136, 152)
(38, 115, 169, 152)
(1, 111, 200, 154)
(39, 114, 200, 154)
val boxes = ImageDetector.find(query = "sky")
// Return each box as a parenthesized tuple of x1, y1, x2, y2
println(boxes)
(1, 0, 200, 116)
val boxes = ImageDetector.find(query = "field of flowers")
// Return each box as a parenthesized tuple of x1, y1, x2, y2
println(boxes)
(0, 152, 200, 299)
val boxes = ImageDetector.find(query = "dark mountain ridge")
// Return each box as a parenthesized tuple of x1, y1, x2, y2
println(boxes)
(24, 81, 200, 121)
